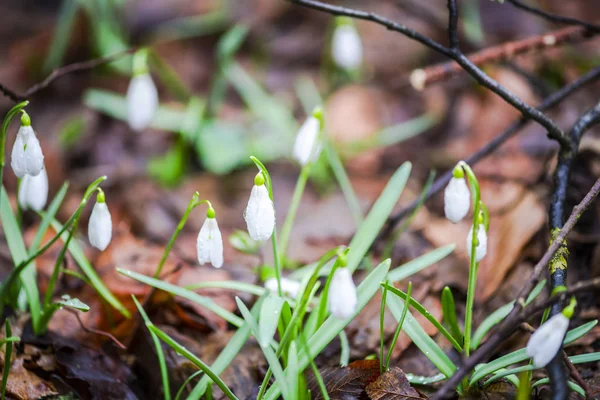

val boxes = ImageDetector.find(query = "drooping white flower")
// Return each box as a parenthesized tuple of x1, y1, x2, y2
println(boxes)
(466, 223, 487, 262)
(197, 209, 223, 268)
(293, 115, 322, 166)
(126, 73, 159, 131)
(18, 166, 48, 211)
(526, 313, 570, 368)
(331, 22, 363, 70)
(265, 277, 301, 298)
(244, 174, 275, 241)
(11, 114, 44, 178)
(88, 191, 112, 251)
(328, 267, 358, 319)
(444, 176, 470, 223)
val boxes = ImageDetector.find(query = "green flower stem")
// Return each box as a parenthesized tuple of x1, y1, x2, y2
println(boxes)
(379, 280, 389, 373)
(385, 282, 412, 371)
(250, 156, 283, 297)
(458, 160, 481, 360)
(278, 164, 311, 263)
(153, 192, 210, 278)
(1, 320, 13, 400)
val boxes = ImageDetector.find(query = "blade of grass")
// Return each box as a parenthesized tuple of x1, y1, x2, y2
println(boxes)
(0, 320, 13, 400)
(149, 325, 238, 400)
(441, 287, 463, 344)
(385, 282, 412, 371)
(117, 268, 242, 326)
(29, 182, 69, 254)
(259, 294, 286, 348)
(532, 378, 585, 397)
(132, 296, 171, 400)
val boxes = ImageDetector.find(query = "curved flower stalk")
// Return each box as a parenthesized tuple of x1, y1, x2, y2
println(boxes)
(127, 49, 158, 131)
(18, 166, 48, 212)
(527, 297, 575, 368)
(10, 111, 44, 178)
(197, 205, 224, 268)
(331, 17, 363, 70)
(88, 188, 113, 251)
(244, 172, 275, 241)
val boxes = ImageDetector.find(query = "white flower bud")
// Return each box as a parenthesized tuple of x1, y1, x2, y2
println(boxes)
(244, 176, 275, 242)
(197, 216, 223, 268)
(466, 223, 487, 262)
(444, 177, 470, 223)
(265, 277, 301, 298)
(11, 125, 44, 178)
(526, 313, 570, 368)
(293, 116, 322, 166)
(332, 24, 363, 70)
(18, 167, 48, 212)
(126, 73, 158, 131)
(88, 197, 112, 251)
(328, 267, 358, 319)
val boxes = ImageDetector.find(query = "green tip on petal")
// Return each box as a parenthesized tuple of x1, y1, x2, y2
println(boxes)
(452, 164, 465, 179)
(335, 16, 353, 27)
(96, 188, 106, 203)
(254, 173, 265, 186)
(312, 106, 324, 123)
(207, 206, 216, 219)
(20, 111, 31, 126)
(337, 252, 348, 267)
(562, 296, 577, 319)
(132, 48, 150, 76)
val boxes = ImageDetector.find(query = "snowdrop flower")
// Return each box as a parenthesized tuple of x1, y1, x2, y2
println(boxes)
(526, 312, 571, 368)
(331, 17, 363, 70)
(265, 277, 301, 298)
(11, 111, 44, 178)
(126, 49, 158, 131)
(444, 167, 470, 223)
(293, 108, 323, 166)
(88, 189, 112, 251)
(197, 207, 223, 268)
(328, 267, 358, 319)
(18, 166, 48, 211)
(466, 223, 487, 262)
(244, 173, 275, 241)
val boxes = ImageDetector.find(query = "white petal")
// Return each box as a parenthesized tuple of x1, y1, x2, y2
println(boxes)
(526, 314, 570, 368)
(18, 167, 48, 211)
(328, 267, 358, 319)
(444, 177, 470, 223)
(197, 218, 223, 268)
(244, 185, 275, 241)
(292, 116, 322, 166)
(10, 130, 27, 178)
(23, 131, 44, 176)
(332, 25, 363, 70)
(265, 277, 301, 298)
(466, 224, 487, 262)
(88, 202, 112, 251)
(127, 73, 159, 131)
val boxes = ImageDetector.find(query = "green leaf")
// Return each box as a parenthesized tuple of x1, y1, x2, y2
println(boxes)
(532, 378, 585, 397)
(386, 291, 456, 378)
(57, 295, 90, 312)
(259, 294, 286, 348)
(117, 268, 242, 326)
(147, 140, 188, 187)
(185, 280, 266, 296)
(483, 365, 535, 387)
(405, 373, 446, 385)
(1, 320, 13, 400)
(0, 186, 41, 326)
(149, 324, 239, 400)
(388, 244, 455, 282)
(237, 297, 290, 400)
(385, 284, 462, 352)
(29, 182, 69, 254)
(262, 260, 391, 400)
(217, 25, 249, 62)
(229, 230, 260, 254)
(49, 218, 130, 318)
(441, 286, 463, 344)
(347, 162, 411, 273)
(569, 352, 600, 364)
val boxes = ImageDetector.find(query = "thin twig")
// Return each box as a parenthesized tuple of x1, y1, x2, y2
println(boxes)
(563, 349, 592, 399)
(408, 26, 596, 90)
(0, 49, 135, 102)
(288, 0, 571, 148)
(506, 0, 600, 32)
(382, 65, 600, 239)
(433, 176, 600, 399)
(64, 308, 127, 350)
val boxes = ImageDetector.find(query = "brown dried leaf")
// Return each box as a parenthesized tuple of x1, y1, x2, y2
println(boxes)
(307, 359, 381, 400)
(5, 358, 57, 400)
(365, 367, 426, 400)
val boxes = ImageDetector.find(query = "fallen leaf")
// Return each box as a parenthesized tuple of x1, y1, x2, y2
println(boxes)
(365, 367, 426, 399)
(4, 358, 58, 400)
(307, 359, 381, 400)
